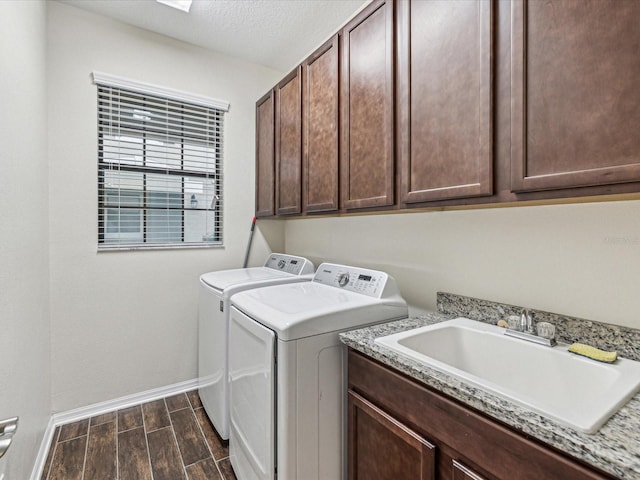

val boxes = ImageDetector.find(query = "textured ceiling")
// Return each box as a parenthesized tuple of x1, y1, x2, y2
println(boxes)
(58, 0, 368, 72)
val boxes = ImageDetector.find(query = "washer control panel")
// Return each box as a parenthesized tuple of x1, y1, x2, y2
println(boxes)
(264, 253, 315, 276)
(312, 263, 390, 298)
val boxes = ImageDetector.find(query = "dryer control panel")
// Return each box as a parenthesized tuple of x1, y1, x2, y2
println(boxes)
(264, 253, 315, 276)
(312, 263, 396, 298)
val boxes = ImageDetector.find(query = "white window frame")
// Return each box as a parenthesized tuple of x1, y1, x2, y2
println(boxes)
(93, 72, 229, 250)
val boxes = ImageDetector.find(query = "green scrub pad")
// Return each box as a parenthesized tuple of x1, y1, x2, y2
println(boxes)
(568, 343, 617, 363)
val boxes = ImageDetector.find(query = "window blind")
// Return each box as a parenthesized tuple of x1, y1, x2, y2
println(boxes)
(96, 81, 225, 249)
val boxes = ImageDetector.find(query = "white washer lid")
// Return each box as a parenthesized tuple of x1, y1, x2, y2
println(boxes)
(231, 282, 407, 341)
(200, 253, 315, 291)
(200, 267, 294, 291)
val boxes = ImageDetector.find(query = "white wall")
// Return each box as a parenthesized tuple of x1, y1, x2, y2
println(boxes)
(0, 1, 51, 478)
(47, 2, 284, 412)
(285, 199, 640, 329)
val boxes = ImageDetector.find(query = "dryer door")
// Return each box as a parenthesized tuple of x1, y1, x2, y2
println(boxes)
(229, 306, 276, 480)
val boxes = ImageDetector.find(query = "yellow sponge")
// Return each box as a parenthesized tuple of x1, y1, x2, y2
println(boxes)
(568, 343, 617, 363)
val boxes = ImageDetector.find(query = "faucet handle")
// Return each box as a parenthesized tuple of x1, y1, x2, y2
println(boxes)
(536, 322, 556, 340)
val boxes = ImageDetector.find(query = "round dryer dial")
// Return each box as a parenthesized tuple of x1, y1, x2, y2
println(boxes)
(337, 273, 350, 287)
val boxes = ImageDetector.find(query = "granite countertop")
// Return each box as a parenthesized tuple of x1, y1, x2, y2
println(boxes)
(340, 306, 640, 480)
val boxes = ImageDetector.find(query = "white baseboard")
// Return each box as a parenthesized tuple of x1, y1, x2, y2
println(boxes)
(30, 416, 57, 480)
(30, 378, 199, 480)
(50, 378, 199, 426)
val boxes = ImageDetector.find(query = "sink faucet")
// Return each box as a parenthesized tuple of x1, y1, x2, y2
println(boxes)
(506, 309, 556, 346)
(521, 309, 535, 334)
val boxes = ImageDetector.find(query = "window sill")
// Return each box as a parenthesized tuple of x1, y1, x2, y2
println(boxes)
(97, 243, 224, 252)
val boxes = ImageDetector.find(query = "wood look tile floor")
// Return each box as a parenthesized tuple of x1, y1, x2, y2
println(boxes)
(41, 390, 237, 480)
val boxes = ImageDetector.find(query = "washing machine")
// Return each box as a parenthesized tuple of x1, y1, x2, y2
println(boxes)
(198, 253, 315, 440)
(228, 263, 408, 480)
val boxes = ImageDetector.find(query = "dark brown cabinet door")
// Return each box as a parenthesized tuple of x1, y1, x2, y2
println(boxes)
(341, 0, 395, 210)
(398, 0, 493, 203)
(511, 0, 640, 192)
(275, 67, 302, 215)
(255, 91, 275, 217)
(303, 35, 340, 213)
(348, 391, 436, 480)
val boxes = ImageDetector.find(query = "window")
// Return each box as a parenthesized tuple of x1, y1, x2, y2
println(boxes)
(94, 72, 228, 249)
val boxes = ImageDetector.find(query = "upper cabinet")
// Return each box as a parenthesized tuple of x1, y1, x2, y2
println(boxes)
(303, 35, 340, 213)
(511, 0, 640, 193)
(255, 91, 275, 218)
(397, 0, 494, 204)
(256, 0, 640, 218)
(341, 0, 395, 210)
(275, 67, 303, 215)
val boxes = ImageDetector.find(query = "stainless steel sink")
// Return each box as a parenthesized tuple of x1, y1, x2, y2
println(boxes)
(375, 317, 640, 433)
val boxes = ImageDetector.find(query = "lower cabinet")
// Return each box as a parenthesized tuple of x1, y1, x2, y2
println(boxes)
(347, 349, 615, 480)
(349, 391, 436, 480)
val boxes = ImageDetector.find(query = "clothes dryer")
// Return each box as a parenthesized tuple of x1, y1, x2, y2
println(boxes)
(228, 263, 408, 480)
(198, 253, 314, 440)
